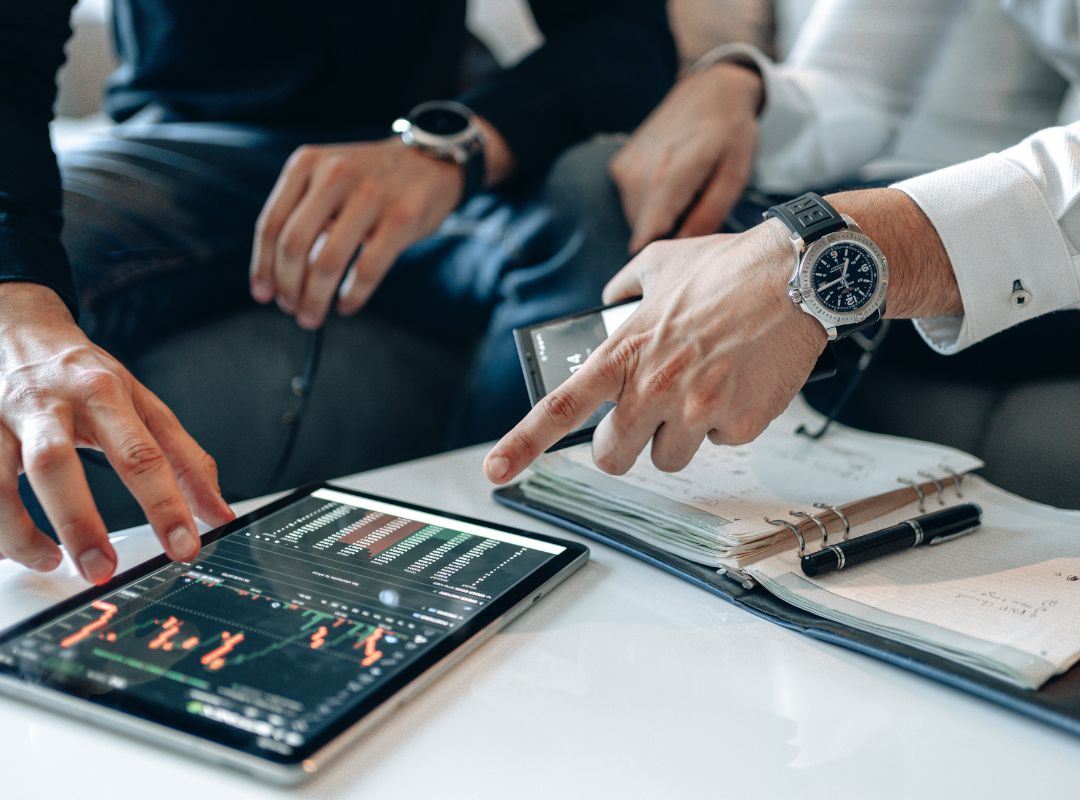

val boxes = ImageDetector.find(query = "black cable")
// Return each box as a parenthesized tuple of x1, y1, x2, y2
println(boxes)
(797, 320, 892, 440)
(262, 325, 325, 493)
(80, 325, 325, 501)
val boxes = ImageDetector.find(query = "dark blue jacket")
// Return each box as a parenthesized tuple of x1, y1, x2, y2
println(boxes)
(0, 0, 675, 314)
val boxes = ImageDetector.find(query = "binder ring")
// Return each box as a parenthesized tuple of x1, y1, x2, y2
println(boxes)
(766, 518, 805, 555)
(813, 502, 851, 540)
(790, 510, 828, 546)
(917, 470, 947, 506)
(939, 464, 964, 498)
(898, 477, 926, 513)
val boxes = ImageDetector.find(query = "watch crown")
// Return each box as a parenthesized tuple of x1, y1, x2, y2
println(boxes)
(788, 287, 805, 305)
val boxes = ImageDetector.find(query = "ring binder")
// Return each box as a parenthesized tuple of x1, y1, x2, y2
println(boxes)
(766, 518, 806, 554)
(918, 470, 947, 506)
(813, 502, 851, 540)
(791, 510, 829, 546)
(511, 408, 982, 573)
(789, 470, 973, 560)
(939, 464, 965, 498)
(898, 477, 927, 512)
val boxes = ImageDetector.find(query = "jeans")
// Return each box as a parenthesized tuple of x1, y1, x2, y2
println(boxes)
(19, 121, 634, 533)
(57, 118, 626, 447)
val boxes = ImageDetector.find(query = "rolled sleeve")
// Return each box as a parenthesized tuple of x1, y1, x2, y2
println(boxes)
(894, 150, 1080, 354)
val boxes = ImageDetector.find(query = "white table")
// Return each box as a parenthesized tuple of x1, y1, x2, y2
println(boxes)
(2, 445, 1078, 799)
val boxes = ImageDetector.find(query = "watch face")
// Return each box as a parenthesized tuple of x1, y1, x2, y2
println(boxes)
(810, 242, 880, 313)
(412, 106, 470, 136)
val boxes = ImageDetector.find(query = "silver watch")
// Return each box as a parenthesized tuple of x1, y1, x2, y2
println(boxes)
(765, 192, 888, 341)
(392, 100, 487, 202)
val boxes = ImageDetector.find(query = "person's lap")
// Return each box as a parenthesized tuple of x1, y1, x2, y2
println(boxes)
(22, 119, 622, 531)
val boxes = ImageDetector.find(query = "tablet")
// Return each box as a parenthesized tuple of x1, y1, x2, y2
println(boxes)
(0, 484, 588, 783)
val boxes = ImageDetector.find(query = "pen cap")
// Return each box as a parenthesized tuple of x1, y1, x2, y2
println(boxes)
(920, 503, 982, 541)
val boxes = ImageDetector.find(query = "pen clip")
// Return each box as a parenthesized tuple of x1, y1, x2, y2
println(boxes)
(928, 524, 981, 545)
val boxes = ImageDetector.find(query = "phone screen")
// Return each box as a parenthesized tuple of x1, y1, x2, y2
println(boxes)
(514, 297, 838, 451)
(513, 299, 640, 449)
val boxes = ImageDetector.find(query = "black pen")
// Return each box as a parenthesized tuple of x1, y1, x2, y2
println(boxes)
(800, 503, 983, 577)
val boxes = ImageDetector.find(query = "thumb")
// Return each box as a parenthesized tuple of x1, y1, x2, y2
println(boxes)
(602, 259, 644, 305)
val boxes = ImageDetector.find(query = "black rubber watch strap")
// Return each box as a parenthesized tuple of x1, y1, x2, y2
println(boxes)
(836, 306, 884, 339)
(765, 192, 846, 243)
(460, 141, 486, 206)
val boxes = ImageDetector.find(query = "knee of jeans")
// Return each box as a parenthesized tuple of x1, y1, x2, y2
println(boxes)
(542, 136, 627, 230)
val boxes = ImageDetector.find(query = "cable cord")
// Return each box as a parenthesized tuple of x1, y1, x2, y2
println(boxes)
(262, 325, 325, 494)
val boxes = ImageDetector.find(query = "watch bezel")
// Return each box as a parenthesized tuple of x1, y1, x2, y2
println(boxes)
(792, 229, 889, 328)
(391, 101, 483, 164)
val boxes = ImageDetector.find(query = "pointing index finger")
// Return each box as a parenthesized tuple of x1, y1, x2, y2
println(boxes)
(484, 340, 629, 484)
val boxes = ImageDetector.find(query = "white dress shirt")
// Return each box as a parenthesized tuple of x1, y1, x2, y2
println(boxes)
(700, 0, 1080, 354)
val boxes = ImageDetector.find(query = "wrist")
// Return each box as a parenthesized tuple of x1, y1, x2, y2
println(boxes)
(759, 219, 830, 349)
(699, 61, 764, 118)
(0, 282, 75, 330)
(826, 188, 960, 319)
(0, 283, 79, 372)
(474, 116, 515, 187)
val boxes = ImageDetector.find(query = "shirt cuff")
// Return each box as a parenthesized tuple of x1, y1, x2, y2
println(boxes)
(0, 222, 78, 318)
(892, 153, 1080, 354)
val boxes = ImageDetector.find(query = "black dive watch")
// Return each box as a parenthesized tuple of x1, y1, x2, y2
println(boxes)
(765, 193, 888, 340)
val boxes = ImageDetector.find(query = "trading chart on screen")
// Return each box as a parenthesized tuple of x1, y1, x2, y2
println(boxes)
(0, 489, 563, 755)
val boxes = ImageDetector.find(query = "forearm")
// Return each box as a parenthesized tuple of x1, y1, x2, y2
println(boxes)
(828, 188, 961, 319)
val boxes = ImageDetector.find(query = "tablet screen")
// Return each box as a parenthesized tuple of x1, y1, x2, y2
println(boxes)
(0, 486, 576, 765)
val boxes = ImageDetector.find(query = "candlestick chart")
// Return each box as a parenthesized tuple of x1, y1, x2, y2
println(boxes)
(0, 491, 560, 754)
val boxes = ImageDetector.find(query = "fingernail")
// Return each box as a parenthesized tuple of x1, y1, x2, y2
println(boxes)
(168, 526, 199, 560)
(297, 312, 320, 329)
(78, 548, 115, 584)
(276, 295, 295, 314)
(30, 555, 61, 573)
(252, 281, 273, 303)
(486, 455, 510, 482)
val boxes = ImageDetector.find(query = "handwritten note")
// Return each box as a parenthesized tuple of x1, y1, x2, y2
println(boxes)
(749, 477, 1080, 688)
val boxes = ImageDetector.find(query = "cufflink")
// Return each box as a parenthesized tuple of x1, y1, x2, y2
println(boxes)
(1010, 279, 1032, 308)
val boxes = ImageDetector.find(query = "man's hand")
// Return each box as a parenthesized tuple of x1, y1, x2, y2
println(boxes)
(249, 138, 465, 330)
(609, 62, 763, 254)
(0, 284, 234, 584)
(483, 220, 827, 483)
(484, 188, 960, 483)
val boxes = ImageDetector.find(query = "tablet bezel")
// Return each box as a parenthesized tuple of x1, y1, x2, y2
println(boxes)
(0, 482, 589, 781)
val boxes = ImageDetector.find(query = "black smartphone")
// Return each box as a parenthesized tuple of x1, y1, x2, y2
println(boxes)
(514, 298, 838, 451)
